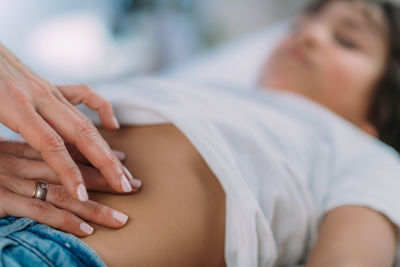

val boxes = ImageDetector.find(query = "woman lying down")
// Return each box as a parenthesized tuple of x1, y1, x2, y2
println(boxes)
(1, 0, 400, 266)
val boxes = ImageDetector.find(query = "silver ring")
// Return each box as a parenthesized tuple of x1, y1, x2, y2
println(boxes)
(32, 181, 48, 201)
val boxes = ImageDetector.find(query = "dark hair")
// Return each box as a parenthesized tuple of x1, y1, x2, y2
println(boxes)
(305, 0, 400, 153)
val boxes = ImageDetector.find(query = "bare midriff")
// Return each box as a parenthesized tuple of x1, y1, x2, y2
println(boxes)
(79, 124, 226, 267)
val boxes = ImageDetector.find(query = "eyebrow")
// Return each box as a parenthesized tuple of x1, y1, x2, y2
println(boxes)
(341, 4, 387, 39)
(340, 17, 375, 38)
(360, 6, 387, 38)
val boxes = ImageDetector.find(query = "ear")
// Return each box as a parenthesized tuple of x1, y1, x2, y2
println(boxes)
(360, 121, 379, 138)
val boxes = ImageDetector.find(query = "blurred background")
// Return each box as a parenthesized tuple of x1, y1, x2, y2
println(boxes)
(0, 0, 310, 85)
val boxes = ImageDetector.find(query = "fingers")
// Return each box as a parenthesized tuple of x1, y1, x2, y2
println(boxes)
(0, 186, 93, 237)
(0, 140, 42, 160)
(0, 139, 126, 164)
(0, 177, 130, 234)
(0, 52, 89, 201)
(64, 142, 126, 165)
(57, 84, 119, 130)
(46, 184, 129, 229)
(16, 108, 89, 201)
(35, 99, 134, 194)
(0, 153, 55, 181)
(78, 164, 139, 193)
(0, 153, 140, 193)
(0, 46, 130, 200)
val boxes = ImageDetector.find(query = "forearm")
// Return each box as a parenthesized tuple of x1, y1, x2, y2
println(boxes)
(307, 258, 381, 267)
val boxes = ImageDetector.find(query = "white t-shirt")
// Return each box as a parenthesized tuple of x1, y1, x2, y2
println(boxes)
(81, 77, 400, 266)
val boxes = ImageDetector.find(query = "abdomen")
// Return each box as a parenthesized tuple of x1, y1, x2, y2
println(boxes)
(80, 124, 226, 267)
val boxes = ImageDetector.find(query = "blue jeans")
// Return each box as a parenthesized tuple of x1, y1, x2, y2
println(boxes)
(0, 217, 106, 267)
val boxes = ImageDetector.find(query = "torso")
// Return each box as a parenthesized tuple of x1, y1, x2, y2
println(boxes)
(80, 124, 226, 266)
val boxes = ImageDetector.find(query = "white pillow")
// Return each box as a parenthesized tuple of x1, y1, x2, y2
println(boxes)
(159, 20, 291, 89)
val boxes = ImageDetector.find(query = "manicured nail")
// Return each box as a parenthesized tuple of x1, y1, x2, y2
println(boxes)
(131, 179, 142, 189)
(80, 222, 94, 235)
(121, 174, 132, 192)
(112, 116, 120, 129)
(77, 184, 89, 201)
(114, 150, 126, 161)
(122, 166, 142, 189)
(122, 166, 134, 181)
(112, 210, 128, 224)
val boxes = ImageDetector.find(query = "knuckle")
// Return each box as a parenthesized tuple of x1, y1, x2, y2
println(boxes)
(52, 185, 71, 204)
(42, 134, 65, 153)
(29, 79, 53, 96)
(87, 201, 104, 219)
(62, 165, 81, 180)
(6, 82, 32, 106)
(30, 199, 51, 216)
(76, 118, 97, 138)
(28, 81, 60, 107)
(81, 84, 94, 94)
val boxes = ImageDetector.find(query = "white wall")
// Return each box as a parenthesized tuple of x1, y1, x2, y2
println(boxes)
(0, 0, 313, 84)
(195, 0, 311, 44)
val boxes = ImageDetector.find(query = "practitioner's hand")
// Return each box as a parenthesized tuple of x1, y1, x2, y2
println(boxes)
(0, 139, 142, 191)
(0, 142, 142, 237)
(0, 176, 131, 237)
(0, 42, 134, 201)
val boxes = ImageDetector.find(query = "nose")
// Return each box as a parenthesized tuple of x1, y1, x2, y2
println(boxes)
(292, 17, 328, 50)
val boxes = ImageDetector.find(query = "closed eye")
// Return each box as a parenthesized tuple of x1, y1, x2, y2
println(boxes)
(335, 33, 359, 50)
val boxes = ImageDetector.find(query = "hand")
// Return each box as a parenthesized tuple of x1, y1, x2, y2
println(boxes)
(0, 176, 130, 237)
(0, 141, 141, 237)
(0, 42, 135, 201)
(0, 139, 142, 190)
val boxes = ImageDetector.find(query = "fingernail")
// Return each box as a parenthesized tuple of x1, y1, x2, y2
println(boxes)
(114, 150, 126, 160)
(121, 174, 132, 192)
(122, 166, 142, 189)
(131, 179, 142, 189)
(112, 116, 120, 129)
(80, 222, 94, 235)
(112, 210, 128, 224)
(77, 184, 89, 201)
(122, 166, 134, 181)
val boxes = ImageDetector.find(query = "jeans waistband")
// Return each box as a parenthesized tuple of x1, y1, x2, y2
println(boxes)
(0, 217, 106, 267)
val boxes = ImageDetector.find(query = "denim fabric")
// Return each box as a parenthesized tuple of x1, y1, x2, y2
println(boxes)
(0, 216, 106, 267)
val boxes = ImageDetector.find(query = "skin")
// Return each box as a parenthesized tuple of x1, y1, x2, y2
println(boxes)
(0, 0, 397, 266)
(81, 125, 226, 266)
(0, 43, 144, 236)
(0, 42, 137, 201)
(259, 1, 398, 266)
(0, 140, 142, 237)
(75, 3, 398, 264)
(258, 0, 389, 135)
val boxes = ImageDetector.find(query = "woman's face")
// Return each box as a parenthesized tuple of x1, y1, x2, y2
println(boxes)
(258, 0, 389, 132)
